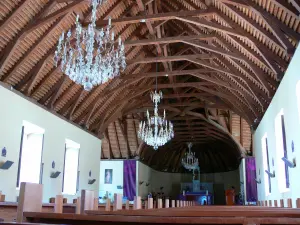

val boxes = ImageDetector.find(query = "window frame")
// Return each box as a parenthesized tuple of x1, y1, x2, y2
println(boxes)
(261, 134, 271, 196)
(62, 140, 80, 195)
(16, 122, 45, 188)
(275, 110, 290, 193)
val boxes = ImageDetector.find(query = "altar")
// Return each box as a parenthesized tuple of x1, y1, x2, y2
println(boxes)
(179, 167, 214, 205)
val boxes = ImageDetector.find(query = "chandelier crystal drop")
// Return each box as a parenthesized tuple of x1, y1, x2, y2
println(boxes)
(138, 90, 174, 150)
(182, 142, 199, 171)
(54, 0, 126, 91)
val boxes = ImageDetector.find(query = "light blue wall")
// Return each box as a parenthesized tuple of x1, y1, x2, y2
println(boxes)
(253, 45, 300, 207)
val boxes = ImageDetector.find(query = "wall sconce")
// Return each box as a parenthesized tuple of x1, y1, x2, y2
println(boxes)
(139, 181, 144, 185)
(281, 157, 296, 168)
(255, 178, 261, 184)
(265, 170, 275, 178)
(146, 182, 150, 186)
(50, 161, 61, 178)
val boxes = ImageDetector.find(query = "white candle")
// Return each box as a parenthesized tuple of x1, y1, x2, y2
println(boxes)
(118, 36, 121, 45)
(108, 17, 111, 26)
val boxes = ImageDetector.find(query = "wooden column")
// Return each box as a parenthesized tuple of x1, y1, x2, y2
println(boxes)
(113, 193, 123, 211)
(171, 200, 175, 207)
(268, 200, 272, 207)
(16, 182, 43, 222)
(287, 198, 292, 208)
(280, 199, 284, 207)
(274, 200, 278, 207)
(134, 196, 141, 210)
(148, 198, 153, 209)
(157, 199, 162, 208)
(265, 200, 268, 206)
(54, 195, 63, 213)
(176, 200, 179, 207)
(75, 197, 81, 214)
(80, 190, 95, 214)
(93, 198, 98, 210)
(105, 199, 111, 211)
(165, 199, 169, 208)
(296, 198, 300, 208)
(144, 200, 148, 209)
(125, 200, 130, 210)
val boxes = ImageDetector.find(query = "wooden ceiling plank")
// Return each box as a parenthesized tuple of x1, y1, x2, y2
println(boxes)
(124, 34, 213, 46)
(104, 129, 114, 159)
(127, 53, 212, 64)
(0, 0, 29, 30)
(14, 47, 55, 91)
(22, 0, 86, 36)
(67, 88, 85, 120)
(222, 1, 295, 54)
(0, 0, 56, 73)
(39, 74, 64, 105)
(2, 16, 65, 83)
(118, 118, 132, 159)
(114, 121, 123, 158)
(92, 9, 213, 27)
(48, 76, 68, 109)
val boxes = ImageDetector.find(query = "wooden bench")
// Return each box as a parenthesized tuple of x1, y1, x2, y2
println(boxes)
(23, 211, 300, 224)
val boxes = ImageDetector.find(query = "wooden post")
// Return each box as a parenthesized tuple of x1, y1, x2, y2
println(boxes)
(113, 193, 123, 211)
(274, 200, 278, 207)
(80, 190, 95, 214)
(134, 196, 141, 210)
(296, 198, 300, 208)
(158, 198, 162, 208)
(171, 200, 175, 207)
(261, 201, 264, 206)
(105, 199, 111, 211)
(165, 199, 169, 208)
(54, 195, 63, 213)
(93, 198, 98, 210)
(287, 198, 292, 208)
(269, 200, 272, 207)
(176, 200, 179, 207)
(280, 199, 284, 208)
(265, 200, 268, 206)
(125, 200, 130, 210)
(148, 198, 153, 209)
(257, 201, 260, 206)
(75, 197, 81, 214)
(144, 200, 148, 209)
(16, 182, 43, 222)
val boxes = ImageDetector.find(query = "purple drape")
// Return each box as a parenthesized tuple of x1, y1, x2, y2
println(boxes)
(123, 160, 136, 201)
(245, 157, 258, 202)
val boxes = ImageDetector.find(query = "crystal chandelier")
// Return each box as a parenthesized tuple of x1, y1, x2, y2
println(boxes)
(138, 90, 174, 150)
(54, 0, 126, 91)
(182, 142, 199, 171)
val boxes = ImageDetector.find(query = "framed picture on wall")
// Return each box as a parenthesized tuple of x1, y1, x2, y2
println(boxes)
(104, 169, 113, 184)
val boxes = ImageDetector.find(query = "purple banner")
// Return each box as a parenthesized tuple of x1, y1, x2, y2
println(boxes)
(123, 160, 136, 201)
(245, 157, 258, 202)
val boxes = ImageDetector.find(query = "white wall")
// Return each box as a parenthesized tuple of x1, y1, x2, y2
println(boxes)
(0, 84, 101, 202)
(253, 45, 300, 207)
(99, 160, 124, 198)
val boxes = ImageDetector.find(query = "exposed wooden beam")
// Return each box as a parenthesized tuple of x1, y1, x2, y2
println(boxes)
(92, 9, 214, 27)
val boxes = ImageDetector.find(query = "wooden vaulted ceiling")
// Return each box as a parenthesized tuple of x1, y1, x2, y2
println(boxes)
(0, 0, 299, 173)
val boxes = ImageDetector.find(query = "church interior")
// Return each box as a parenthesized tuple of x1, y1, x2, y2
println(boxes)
(0, 0, 300, 224)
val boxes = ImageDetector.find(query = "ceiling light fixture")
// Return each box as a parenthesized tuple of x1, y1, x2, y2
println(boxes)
(54, 0, 126, 91)
(138, 63, 174, 150)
